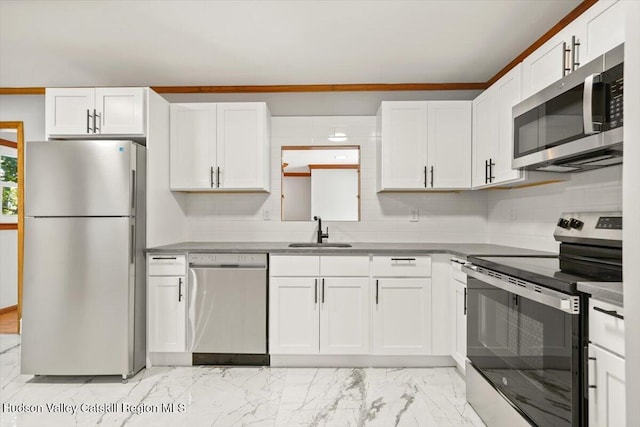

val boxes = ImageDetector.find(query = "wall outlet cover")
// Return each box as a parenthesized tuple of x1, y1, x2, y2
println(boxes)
(410, 208, 419, 222)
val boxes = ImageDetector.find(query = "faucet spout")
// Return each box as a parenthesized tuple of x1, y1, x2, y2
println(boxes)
(313, 216, 329, 243)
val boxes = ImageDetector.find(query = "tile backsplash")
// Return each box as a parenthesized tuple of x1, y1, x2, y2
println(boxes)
(487, 166, 623, 252)
(183, 115, 622, 250)
(185, 116, 488, 243)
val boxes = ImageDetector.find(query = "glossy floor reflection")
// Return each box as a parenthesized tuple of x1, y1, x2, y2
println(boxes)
(1, 335, 485, 426)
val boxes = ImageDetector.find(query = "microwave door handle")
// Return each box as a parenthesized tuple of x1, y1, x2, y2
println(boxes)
(583, 73, 601, 135)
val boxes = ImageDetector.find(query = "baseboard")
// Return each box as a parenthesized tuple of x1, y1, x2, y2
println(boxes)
(0, 305, 17, 315)
(270, 354, 455, 368)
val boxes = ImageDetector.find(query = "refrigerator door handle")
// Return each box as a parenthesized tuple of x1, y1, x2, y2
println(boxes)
(130, 224, 135, 264)
(130, 170, 136, 211)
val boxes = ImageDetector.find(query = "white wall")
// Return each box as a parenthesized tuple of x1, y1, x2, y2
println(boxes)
(0, 95, 45, 310)
(0, 230, 18, 308)
(624, 0, 640, 422)
(185, 116, 488, 243)
(0, 95, 45, 141)
(487, 166, 622, 252)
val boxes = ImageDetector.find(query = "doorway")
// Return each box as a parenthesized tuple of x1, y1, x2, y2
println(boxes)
(0, 122, 24, 334)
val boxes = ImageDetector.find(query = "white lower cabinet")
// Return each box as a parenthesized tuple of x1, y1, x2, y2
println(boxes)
(147, 255, 187, 353)
(588, 344, 626, 427)
(269, 255, 370, 355)
(269, 277, 320, 354)
(588, 299, 625, 427)
(451, 279, 467, 369)
(372, 277, 432, 355)
(148, 276, 186, 352)
(320, 278, 370, 354)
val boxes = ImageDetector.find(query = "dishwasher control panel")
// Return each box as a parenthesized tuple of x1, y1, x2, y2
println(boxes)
(189, 253, 267, 268)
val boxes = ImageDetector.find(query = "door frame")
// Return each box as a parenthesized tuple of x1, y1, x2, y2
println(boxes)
(0, 121, 24, 333)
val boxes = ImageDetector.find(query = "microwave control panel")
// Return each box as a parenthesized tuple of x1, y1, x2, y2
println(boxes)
(606, 63, 624, 129)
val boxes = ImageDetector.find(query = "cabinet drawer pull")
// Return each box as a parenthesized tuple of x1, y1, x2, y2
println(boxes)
(391, 258, 416, 262)
(593, 306, 624, 320)
(152, 256, 177, 260)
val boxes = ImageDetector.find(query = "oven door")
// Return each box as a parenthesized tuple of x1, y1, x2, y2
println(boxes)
(465, 270, 582, 427)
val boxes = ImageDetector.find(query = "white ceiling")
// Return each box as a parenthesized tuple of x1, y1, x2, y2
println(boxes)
(0, 0, 581, 88)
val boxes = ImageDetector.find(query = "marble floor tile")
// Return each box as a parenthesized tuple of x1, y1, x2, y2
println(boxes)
(0, 335, 485, 427)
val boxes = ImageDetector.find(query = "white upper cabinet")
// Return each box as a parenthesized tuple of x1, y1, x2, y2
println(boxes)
(576, 0, 625, 65)
(46, 87, 146, 137)
(521, 26, 578, 100)
(169, 102, 271, 192)
(472, 64, 525, 188)
(427, 102, 472, 189)
(377, 101, 428, 190)
(522, 0, 624, 100)
(377, 101, 472, 191)
(216, 103, 269, 190)
(170, 103, 217, 190)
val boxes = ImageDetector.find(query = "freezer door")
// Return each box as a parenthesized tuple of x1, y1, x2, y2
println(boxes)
(21, 217, 134, 376)
(25, 140, 135, 217)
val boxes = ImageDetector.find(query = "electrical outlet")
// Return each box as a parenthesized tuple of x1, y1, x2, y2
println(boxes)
(410, 208, 419, 222)
(509, 207, 517, 221)
(263, 209, 271, 221)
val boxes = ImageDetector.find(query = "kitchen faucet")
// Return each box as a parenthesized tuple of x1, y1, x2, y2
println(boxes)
(313, 216, 329, 243)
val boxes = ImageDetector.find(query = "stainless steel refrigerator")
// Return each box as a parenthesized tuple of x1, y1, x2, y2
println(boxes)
(22, 140, 146, 379)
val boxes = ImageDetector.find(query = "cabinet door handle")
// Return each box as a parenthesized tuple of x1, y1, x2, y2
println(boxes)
(376, 280, 379, 305)
(593, 306, 624, 320)
(217, 166, 221, 188)
(484, 160, 489, 184)
(423, 166, 427, 188)
(563, 42, 571, 76)
(391, 257, 416, 262)
(322, 278, 325, 304)
(464, 287, 467, 315)
(210, 166, 215, 188)
(572, 35, 580, 71)
(489, 158, 495, 183)
(87, 109, 92, 133)
(94, 109, 101, 133)
(430, 166, 434, 188)
(178, 278, 183, 302)
(314, 279, 318, 304)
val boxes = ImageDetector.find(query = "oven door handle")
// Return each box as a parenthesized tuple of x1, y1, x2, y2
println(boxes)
(462, 264, 580, 314)
(583, 73, 602, 135)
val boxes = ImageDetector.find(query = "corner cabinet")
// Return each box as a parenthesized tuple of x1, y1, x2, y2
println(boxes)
(46, 87, 146, 137)
(472, 64, 524, 188)
(377, 101, 471, 191)
(147, 255, 187, 353)
(170, 102, 271, 192)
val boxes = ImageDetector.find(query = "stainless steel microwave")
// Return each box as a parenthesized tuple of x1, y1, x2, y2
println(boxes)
(512, 44, 623, 172)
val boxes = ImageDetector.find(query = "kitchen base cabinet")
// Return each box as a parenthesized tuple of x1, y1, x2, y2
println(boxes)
(372, 278, 432, 355)
(320, 278, 370, 355)
(269, 255, 371, 356)
(269, 277, 320, 355)
(588, 299, 625, 427)
(588, 344, 626, 427)
(148, 276, 186, 353)
(147, 255, 187, 354)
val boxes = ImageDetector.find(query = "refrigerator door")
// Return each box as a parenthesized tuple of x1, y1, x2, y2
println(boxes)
(25, 140, 135, 217)
(21, 217, 134, 376)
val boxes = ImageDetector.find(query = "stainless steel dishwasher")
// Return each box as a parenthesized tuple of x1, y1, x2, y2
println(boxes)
(188, 253, 268, 365)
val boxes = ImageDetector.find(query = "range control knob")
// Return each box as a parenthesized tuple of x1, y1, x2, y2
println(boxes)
(557, 218, 571, 229)
(569, 218, 584, 229)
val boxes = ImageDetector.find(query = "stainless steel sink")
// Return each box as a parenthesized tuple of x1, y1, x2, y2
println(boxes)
(288, 242, 352, 248)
